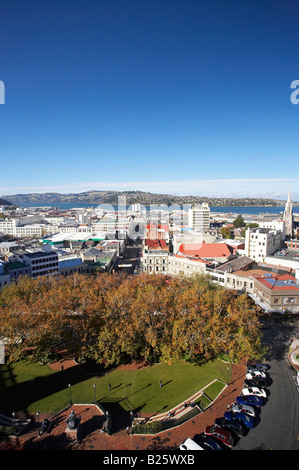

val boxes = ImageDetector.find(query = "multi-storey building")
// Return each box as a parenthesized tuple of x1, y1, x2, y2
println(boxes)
(141, 250, 169, 274)
(245, 227, 282, 262)
(22, 251, 59, 278)
(167, 254, 207, 277)
(188, 203, 210, 232)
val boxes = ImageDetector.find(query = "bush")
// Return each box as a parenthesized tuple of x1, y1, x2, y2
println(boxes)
(0, 425, 15, 436)
(133, 420, 163, 435)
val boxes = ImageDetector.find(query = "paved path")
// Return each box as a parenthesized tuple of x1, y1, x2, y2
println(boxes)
(1, 359, 246, 450)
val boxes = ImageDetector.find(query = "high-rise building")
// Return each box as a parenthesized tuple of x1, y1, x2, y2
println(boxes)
(188, 203, 210, 232)
(283, 187, 294, 238)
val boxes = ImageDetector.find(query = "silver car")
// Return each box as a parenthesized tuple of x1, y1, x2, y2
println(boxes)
(232, 403, 255, 417)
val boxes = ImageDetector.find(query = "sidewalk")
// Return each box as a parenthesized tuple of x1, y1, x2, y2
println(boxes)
(1, 358, 246, 451)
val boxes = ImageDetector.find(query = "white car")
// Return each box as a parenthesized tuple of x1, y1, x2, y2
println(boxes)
(179, 438, 204, 450)
(246, 371, 266, 380)
(242, 386, 267, 398)
(231, 404, 255, 417)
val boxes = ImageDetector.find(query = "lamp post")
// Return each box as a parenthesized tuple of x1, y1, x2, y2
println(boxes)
(68, 383, 72, 405)
(93, 383, 96, 404)
(130, 410, 134, 435)
(12, 411, 16, 436)
(36, 411, 40, 436)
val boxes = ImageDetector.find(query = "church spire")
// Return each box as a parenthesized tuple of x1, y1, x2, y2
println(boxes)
(288, 185, 291, 203)
(284, 185, 294, 238)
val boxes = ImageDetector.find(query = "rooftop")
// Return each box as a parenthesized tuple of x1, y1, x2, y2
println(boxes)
(256, 273, 299, 291)
(23, 251, 58, 259)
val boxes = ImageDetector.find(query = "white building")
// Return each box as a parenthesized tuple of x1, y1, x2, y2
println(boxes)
(0, 218, 46, 237)
(258, 219, 286, 239)
(188, 203, 210, 232)
(167, 254, 207, 277)
(141, 250, 169, 274)
(15, 224, 45, 238)
(245, 227, 282, 262)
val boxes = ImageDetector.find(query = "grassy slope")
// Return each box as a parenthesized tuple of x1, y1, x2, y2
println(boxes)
(0, 359, 229, 415)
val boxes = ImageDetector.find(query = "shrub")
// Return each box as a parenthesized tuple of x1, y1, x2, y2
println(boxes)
(133, 420, 163, 435)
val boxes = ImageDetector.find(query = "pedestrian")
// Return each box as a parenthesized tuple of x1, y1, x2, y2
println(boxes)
(159, 380, 162, 388)
(108, 383, 111, 391)
(126, 426, 130, 435)
(226, 404, 230, 410)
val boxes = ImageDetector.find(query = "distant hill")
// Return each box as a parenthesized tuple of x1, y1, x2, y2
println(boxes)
(0, 197, 13, 206)
(1, 190, 296, 207)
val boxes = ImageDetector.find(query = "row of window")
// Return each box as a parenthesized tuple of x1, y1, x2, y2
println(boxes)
(31, 257, 58, 265)
(32, 263, 58, 271)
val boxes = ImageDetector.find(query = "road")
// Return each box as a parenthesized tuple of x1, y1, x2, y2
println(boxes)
(234, 320, 299, 450)
(113, 244, 142, 275)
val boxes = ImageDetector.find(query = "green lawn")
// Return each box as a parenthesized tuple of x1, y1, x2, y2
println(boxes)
(0, 359, 230, 416)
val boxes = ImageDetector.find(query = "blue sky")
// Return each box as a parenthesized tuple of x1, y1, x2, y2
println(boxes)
(1, 0, 299, 199)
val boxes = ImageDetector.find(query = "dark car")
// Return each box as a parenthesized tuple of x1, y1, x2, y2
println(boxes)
(193, 433, 225, 450)
(236, 395, 264, 407)
(247, 362, 268, 372)
(224, 411, 254, 429)
(245, 377, 268, 389)
(215, 417, 245, 437)
(204, 424, 234, 448)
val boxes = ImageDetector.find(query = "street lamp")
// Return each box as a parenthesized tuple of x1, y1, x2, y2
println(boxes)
(12, 411, 16, 436)
(68, 383, 72, 405)
(36, 411, 40, 436)
(130, 410, 134, 435)
(93, 383, 96, 404)
(226, 366, 230, 385)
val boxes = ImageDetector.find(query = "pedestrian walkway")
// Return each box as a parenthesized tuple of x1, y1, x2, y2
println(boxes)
(1, 359, 246, 450)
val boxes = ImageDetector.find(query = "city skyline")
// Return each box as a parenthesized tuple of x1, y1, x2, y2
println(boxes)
(1, 1, 299, 198)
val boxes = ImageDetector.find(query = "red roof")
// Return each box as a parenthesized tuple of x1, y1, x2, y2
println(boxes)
(145, 239, 168, 250)
(256, 273, 299, 291)
(178, 242, 233, 258)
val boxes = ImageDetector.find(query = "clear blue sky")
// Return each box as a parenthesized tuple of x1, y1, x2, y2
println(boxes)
(1, 0, 299, 199)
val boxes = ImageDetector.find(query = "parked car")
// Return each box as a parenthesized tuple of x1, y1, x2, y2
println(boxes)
(246, 371, 266, 380)
(241, 386, 267, 398)
(215, 417, 245, 437)
(193, 433, 224, 450)
(236, 395, 264, 407)
(231, 404, 255, 417)
(224, 411, 254, 429)
(245, 377, 268, 388)
(204, 424, 234, 448)
(247, 362, 268, 372)
(179, 438, 204, 450)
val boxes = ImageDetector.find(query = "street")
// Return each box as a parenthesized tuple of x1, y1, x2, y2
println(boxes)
(234, 320, 299, 450)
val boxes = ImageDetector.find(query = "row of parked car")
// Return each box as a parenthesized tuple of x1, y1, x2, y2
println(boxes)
(179, 362, 269, 450)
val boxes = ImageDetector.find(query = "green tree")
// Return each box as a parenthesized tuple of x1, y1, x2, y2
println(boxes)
(233, 214, 246, 228)
(220, 226, 232, 239)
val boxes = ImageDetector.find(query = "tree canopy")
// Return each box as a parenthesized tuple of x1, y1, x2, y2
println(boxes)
(0, 272, 265, 366)
(233, 214, 246, 228)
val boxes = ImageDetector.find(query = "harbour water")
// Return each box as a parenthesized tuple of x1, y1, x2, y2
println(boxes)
(18, 202, 299, 215)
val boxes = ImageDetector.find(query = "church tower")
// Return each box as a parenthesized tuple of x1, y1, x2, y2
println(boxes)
(283, 186, 294, 238)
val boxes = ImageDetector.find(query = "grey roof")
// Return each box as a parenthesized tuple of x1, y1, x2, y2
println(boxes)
(217, 256, 254, 273)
